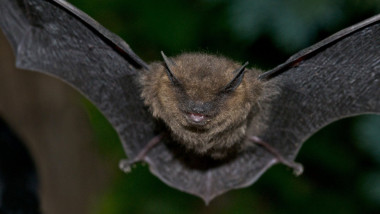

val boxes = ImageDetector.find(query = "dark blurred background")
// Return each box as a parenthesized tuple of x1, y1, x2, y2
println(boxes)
(0, 0, 379, 213)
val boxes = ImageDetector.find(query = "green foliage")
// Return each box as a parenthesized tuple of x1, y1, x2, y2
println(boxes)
(81, 98, 123, 160)
(69, 0, 380, 213)
(211, 0, 380, 53)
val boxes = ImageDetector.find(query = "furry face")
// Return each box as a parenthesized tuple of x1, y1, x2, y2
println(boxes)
(139, 52, 267, 158)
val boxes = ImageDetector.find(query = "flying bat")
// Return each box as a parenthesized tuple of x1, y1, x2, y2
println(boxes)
(0, 0, 379, 203)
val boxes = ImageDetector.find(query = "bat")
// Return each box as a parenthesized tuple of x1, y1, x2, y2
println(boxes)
(0, 0, 379, 204)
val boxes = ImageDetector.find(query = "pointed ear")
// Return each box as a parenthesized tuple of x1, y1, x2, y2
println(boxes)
(221, 62, 249, 93)
(161, 51, 181, 86)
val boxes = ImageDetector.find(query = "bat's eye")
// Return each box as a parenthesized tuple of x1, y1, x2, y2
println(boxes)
(221, 62, 249, 94)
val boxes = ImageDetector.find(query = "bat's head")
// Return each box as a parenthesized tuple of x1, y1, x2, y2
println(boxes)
(139, 52, 265, 156)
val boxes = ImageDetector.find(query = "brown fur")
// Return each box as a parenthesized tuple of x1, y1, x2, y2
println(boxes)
(139, 52, 276, 159)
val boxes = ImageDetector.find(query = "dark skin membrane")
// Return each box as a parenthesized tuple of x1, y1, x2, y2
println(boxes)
(0, 0, 378, 203)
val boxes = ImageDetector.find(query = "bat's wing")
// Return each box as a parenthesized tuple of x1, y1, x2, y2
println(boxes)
(245, 14, 380, 196)
(254, 14, 380, 160)
(0, 0, 263, 203)
(0, 0, 155, 159)
(0, 0, 226, 204)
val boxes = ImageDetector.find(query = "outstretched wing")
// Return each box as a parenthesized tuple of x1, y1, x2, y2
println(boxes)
(0, 0, 155, 158)
(254, 14, 380, 160)
(245, 14, 380, 196)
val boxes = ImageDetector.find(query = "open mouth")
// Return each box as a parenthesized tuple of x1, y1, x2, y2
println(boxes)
(189, 113, 205, 122)
(186, 112, 209, 125)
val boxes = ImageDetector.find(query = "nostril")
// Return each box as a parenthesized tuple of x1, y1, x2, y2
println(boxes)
(191, 106, 205, 114)
(189, 100, 211, 114)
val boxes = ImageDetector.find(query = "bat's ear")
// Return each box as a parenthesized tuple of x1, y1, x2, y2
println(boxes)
(161, 51, 177, 67)
(221, 61, 249, 93)
(161, 51, 181, 86)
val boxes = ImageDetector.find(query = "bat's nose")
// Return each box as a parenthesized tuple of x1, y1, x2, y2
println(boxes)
(188, 101, 212, 115)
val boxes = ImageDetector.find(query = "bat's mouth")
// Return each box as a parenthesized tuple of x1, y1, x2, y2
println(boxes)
(185, 112, 210, 125)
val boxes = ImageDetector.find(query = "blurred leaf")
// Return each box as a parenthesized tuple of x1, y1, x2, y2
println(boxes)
(81, 97, 124, 160)
(354, 115, 380, 164)
(360, 171, 380, 206)
(210, 0, 380, 53)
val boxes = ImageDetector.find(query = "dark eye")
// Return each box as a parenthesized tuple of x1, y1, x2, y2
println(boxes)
(220, 62, 249, 94)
